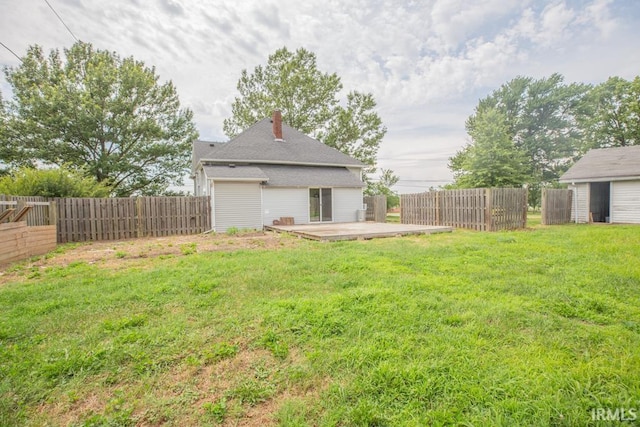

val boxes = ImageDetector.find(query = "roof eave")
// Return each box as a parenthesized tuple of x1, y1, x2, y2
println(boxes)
(264, 184, 366, 188)
(199, 159, 365, 168)
(559, 175, 640, 183)
(208, 177, 269, 182)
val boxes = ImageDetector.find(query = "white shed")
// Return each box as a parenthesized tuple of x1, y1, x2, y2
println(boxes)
(559, 146, 640, 224)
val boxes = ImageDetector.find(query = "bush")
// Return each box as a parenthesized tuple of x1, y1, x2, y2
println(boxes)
(0, 166, 111, 197)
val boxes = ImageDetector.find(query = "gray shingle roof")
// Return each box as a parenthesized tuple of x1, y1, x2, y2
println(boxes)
(203, 165, 268, 181)
(192, 140, 225, 173)
(559, 146, 640, 182)
(193, 118, 365, 169)
(259, 165, 365, 188)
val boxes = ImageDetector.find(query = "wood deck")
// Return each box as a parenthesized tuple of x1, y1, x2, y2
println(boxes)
(266, 222, 453, 241)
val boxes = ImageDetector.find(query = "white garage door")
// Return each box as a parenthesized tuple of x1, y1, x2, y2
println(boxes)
(213, 182, 262, 232)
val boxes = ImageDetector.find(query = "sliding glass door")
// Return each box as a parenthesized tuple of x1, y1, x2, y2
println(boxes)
(309, 188, 332, 222)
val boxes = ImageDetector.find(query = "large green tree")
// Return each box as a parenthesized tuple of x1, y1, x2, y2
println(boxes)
(223, 47, 389, 179)
(223, 47, 341, 138)
(450, 107, 529, 188)
(2, 41, 198, 196)
(451, 73, 589, 206)
(577, 76, 640, 149)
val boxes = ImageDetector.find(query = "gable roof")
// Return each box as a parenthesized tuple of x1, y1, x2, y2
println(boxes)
(559, 146, 640, 183)
(193, 118, 365, 170)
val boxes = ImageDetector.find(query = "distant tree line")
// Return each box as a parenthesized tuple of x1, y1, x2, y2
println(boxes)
(448, 73, 640, 207)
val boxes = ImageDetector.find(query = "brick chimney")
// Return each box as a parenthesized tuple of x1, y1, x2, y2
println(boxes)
(272, 110, 284, 141)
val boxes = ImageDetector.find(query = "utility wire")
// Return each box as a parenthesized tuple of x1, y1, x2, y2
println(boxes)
(0, 41, 23, 63)
(44, 0, 78, 42)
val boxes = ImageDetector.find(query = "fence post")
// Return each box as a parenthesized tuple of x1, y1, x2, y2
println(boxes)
(435, 191, 441, 225)
(136, 197, 143, 238)
(484, 188, 492, 231)
(523, 189, 529, 228)
(49, 201, 57, 227)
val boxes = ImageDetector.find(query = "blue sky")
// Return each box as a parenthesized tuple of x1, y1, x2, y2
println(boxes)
(1, 0, 639, 192)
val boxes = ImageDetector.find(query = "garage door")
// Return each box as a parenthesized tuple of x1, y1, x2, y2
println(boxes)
(213, 182, 262, 232)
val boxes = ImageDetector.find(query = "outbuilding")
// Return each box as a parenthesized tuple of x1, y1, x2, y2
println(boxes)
(559, 145, 640, 223)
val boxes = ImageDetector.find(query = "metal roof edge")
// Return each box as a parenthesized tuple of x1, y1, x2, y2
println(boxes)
(207, 177, 269, 182)
(198, 159, 365, 168)
(559, 176, 640, 183)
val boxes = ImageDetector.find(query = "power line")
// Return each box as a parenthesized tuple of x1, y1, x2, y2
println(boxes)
(0, 41, 23, 63)
(43, 0, 78, 42)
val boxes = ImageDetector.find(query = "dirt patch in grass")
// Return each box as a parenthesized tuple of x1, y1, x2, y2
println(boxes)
(0, 231, 301, 285)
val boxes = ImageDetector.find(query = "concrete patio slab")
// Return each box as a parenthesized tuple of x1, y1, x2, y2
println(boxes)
(265, 222, 453, 241)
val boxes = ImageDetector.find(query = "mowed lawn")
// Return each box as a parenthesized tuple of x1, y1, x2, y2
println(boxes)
(1, 224, 639, 426)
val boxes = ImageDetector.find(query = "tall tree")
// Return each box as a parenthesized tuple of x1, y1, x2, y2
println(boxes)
(318, 91, 386, 168)
(223, 47, 388, 179)
(2, 41, 198, 196)
(470, 74, 589, 185)
(577, 76, 640, 149)
(450, 107, 529, 188)
(223, 47, 341, 138)
(455, 73, 588, 206)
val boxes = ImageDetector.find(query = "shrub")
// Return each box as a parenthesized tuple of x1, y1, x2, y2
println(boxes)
(0, 165, 111, 197)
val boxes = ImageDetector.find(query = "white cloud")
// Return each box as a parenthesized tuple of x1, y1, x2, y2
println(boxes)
(578, 0, 617, 38)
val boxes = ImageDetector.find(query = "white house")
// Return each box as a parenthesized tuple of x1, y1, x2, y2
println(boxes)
(191, 111, 366, 232)
(559, 145, 640, 223)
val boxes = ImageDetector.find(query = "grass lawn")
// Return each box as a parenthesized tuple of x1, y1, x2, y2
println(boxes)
(1, 224, 639, 426)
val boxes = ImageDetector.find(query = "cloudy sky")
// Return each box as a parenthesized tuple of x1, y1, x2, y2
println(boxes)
(1, 0, 639, 192)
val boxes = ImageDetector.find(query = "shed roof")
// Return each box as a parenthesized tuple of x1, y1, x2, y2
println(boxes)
(192, 118, 365, 170)
(559, 146, 640, 183)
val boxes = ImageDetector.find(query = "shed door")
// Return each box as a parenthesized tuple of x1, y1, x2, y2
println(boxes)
(214, 182, 262, 232)
(589, 182, 610, 223)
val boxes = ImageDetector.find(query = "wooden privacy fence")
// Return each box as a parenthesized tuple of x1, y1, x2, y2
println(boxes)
(364, 195, 387, 222)
(56, 196, 211, 243)
(541, 188, 573, 225)
(0, 195, 55, 226)
(401, 188, 527, 231)
(1, 195, 211, 243)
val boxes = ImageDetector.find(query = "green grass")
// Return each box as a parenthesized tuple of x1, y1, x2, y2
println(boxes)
(1, 224, 639, 425)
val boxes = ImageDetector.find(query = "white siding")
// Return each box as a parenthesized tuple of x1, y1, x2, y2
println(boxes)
(213, 182, 262, 232)
(262, 188, 309, 225)
(570, 184, 589, 223)
(333, 188, 364, 223)
(262, 187, 363, 225)
(194, 169, 207, 196)
(611, 180, 640, 223)
(347, 167, 363, 179)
